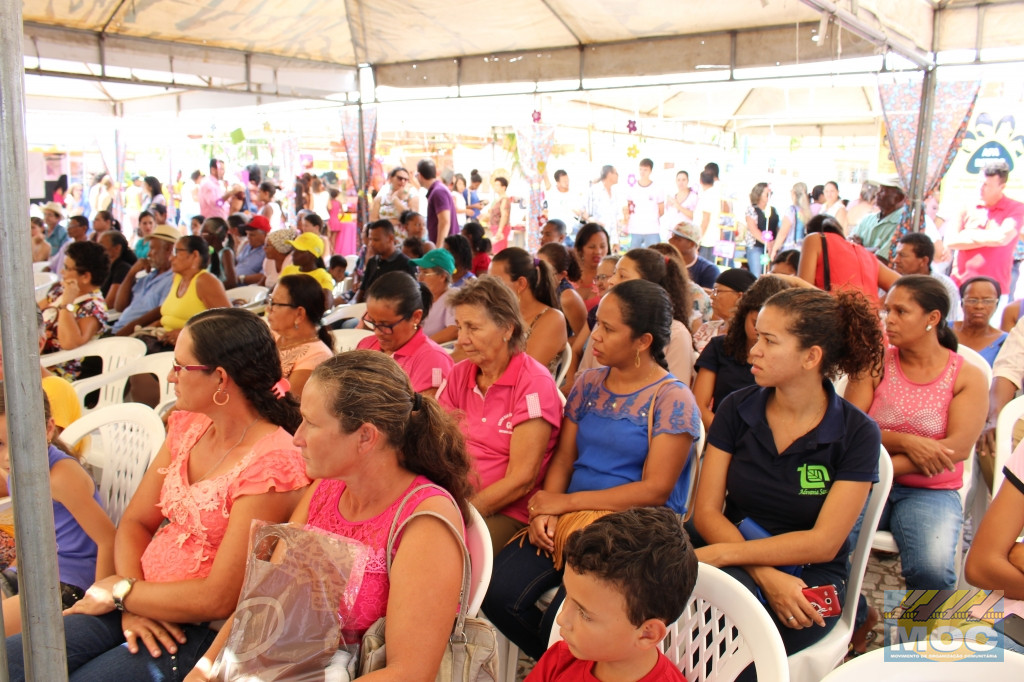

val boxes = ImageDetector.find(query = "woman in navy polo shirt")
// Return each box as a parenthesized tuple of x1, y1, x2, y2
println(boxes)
(691, 287, 884, 668)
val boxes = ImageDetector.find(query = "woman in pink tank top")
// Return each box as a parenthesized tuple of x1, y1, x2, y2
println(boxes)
(191, 350, 473, 681)
(848, 275, 988, 590)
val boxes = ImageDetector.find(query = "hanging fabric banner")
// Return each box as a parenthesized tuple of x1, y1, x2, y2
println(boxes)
(341, 105, 378, 225)
(515, 124, 556, 254)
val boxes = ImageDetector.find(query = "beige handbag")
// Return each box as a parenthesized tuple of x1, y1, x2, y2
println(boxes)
(358, 484, 499, 682)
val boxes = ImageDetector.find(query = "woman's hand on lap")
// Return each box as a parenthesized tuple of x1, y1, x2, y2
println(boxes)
(754, 569, 825, 630)
(528, 514, 557, 552)
(528, 490, 569, 518)
(121, 612, 187, 657)
(64, 574, 120, 616)
(902, 435, 956, 476)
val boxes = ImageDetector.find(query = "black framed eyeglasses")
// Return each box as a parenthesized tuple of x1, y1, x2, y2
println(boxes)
(362, 313, 411, 333)
(266, 300, 300, 310)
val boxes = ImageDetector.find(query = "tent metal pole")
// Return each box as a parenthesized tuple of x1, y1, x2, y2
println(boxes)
(908, 67, 937, 231)
(0, 2, 70, 679)
(357, 101, 368, 227)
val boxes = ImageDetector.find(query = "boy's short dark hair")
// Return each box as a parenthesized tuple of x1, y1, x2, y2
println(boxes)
(368, 219, 395, 236)
(329, 255, 348, 272)
(564, 507, 697, 628)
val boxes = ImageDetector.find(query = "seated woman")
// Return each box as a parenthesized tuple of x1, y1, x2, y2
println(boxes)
(965, 436, 1024, 655)
(577, 247, 697, 384)
(0, 388, 115, 637)
(770, 249, 801, 277)
(40, 240, 110, 379)
(649, 242, 712, 331)
(571, 223, 611, 312)
(280, 232, 335, 309)
(691, 287, 884, 672)
(462, 221, 492, 276)
(188, 351, 471, 681)
(482, 279, 700, 659)
(489, 247, 568, 371)
(438, 277, 563, 551)
(846, 275, 988, 589)
(413, 249, 458, 344)
(693, 275, 793, 431)
(97, 230, 137, 307)
(266, 273, 335, 400)
(358, 271, 454, 399)
(953, 276, 1007, 366)
(692, 268, 757, 353)
(444, 234, 478, 288)
(4, 308, 311, 681)
(537, 242, 588, 338)
(798, 215, 898, 309)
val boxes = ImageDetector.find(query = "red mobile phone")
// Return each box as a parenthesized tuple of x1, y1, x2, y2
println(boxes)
(802, 585, 841, 618)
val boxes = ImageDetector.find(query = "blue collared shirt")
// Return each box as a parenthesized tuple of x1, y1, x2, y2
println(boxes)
(111, 268, 174, 332)
(235, 242, 265, 277)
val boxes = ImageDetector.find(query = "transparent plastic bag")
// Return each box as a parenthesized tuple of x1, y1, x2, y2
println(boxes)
(213, 521, 369, 682)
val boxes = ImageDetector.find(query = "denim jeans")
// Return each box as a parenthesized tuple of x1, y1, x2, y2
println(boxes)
(880, 484, 963, 590)
(6, 612, 218, 682)
(629, 233, 661, 249)
(746, 244, 765, 276)
(481, 536, 566, 661)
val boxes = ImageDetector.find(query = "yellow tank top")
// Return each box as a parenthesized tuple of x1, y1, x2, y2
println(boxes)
(160, 273, 207, 330)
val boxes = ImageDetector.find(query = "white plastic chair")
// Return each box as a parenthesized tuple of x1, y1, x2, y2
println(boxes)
(994, 394, 1024, 496)
(59, 403, 165, 525)
(788, 448, 895, 682)
(330, 328, 374, 352)
(820, 644, 1024, 680)
(41, 336, 147, 372)
(34, 272, 57, 302)
(32, 262, 50, 274)
(69, 351, 176, 414)
(831, 373, 849, 398)
(464, 504, 492, 618)
(553, 342, 572, 387)
(957, 346, 993, 386)
(225, 285, 269, 307)
(321, 302, 367, 327)
(549, 563, 790, 681)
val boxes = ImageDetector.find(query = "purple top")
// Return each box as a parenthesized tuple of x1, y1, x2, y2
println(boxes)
(426, 181, 457, 243)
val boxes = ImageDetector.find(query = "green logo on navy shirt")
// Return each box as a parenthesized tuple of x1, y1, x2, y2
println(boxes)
(797, 464, 830, 495)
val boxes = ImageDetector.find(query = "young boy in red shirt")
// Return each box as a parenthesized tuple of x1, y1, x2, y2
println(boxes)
(526, 507, 697, 682)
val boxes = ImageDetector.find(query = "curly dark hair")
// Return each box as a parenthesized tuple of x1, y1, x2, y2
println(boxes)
(312, 351, 473, 520)
(66, 240, 110, 287)
(764, 288, 884, 380)
(186, 308, 302, 433)
(565, 506, 697, 627)
(623, 247, 692, 325)
(721, 275, 795, 364)
(606, 279, 673, 371)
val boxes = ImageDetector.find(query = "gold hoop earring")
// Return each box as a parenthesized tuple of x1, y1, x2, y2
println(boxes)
(634, 348, 641, 368)
(213, 388, 230, 406)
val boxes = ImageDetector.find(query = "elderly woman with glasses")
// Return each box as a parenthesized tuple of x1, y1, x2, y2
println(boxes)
(413, 248, 458, 344)
(437, 276, 563, 551)
(266, 274, 335, 399)
(357, 271, 454, 399)
(952, 276, 1007, 366)
(692, 269, 757, 353)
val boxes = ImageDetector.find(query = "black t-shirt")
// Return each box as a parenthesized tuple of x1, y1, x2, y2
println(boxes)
(695, 335, 755, 412)
(358, 251, 418, 301)
(101, 259, 133, 297)
(708, 383, 880, 571)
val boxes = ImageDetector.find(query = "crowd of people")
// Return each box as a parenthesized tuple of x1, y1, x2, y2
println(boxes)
(10, 152, 1024, 680)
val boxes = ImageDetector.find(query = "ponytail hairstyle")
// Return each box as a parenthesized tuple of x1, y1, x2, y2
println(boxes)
(278, 274, 334, 351)
(491, 247, 560, 309)
(311, 351, 472, 519)
(722, 275, 795, 364)
(622, 247, 692, 325)
(366, 271, 434, 322)
(892, 274, 957, 351)
(538, 242, 582, 282)
(805, 214, 845, 236)
(186, 308, 302, 433)
(461, 222, 488, 255)
(0, 383, 78, 460)
(605, 279, 673, 371)
(763, 288, 885, 380)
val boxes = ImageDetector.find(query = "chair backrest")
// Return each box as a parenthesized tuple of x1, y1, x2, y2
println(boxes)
(831, 374, 849, 399)
(70, 351, 176, 414)
(321, 302, 367, 327)
(59, 403, 165, 525)
(330, 328, 374, 353)
(464, 504, 492, 618)
(681, 419, 706, 523)
(994, 394, 1024, 495)
(41, 336, 147, 372)
(957, 346, 993, 386)
(225, 285, 269, 309)
(553, 342, 572, 387)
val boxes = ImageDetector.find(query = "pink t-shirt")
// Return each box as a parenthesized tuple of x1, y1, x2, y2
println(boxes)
(526, 640, 687, 682)
(868, 346, 964, 490)
(357, 329, 453, 393)
(953, 195, 1024, 292)
(437, 352, 562, 523)
(198, 176, 229, 220)
(278, 339, 334, 380)
(141, 411, 310, 582)
(305, 475, 460, 639)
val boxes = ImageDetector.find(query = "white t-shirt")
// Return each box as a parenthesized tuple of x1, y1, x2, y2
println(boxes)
(587, 184, 625, 245)
(452, 190, 467, 227)
(546, 188, 583, 228)
(626, 181, 662, 235)
(696, 185, 721, 247)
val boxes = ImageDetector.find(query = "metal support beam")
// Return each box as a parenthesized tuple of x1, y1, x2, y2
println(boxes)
(0, 2, 70, 679)
(908, 67, 938, 232)
(801, 0, 934, 68)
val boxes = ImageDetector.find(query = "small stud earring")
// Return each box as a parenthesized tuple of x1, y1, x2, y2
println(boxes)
(926, 324, 933, 331)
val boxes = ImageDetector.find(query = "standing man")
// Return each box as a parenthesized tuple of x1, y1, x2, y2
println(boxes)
(545, 169, 584, 236)
(417, 160, 457, 245)
(669, 222, 720, 290)
(587, 165, 624, 251)
(893, 232, 962, 322)
(694, 169, 720, 262)
(849, 175, 908, 254)
(623, 158, 664, 248)
(948, 160, 1024, 311)
(199, 158, 237, 220)
(41, 201, 68, 254)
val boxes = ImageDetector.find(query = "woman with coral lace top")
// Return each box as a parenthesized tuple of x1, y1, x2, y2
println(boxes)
(5, 308, 311, 681)
(189, 351, 472, 681)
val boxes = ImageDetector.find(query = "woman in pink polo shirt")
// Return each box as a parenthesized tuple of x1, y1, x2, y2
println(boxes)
(438, 276, 564, 552)
(356, 271, 454, 398)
